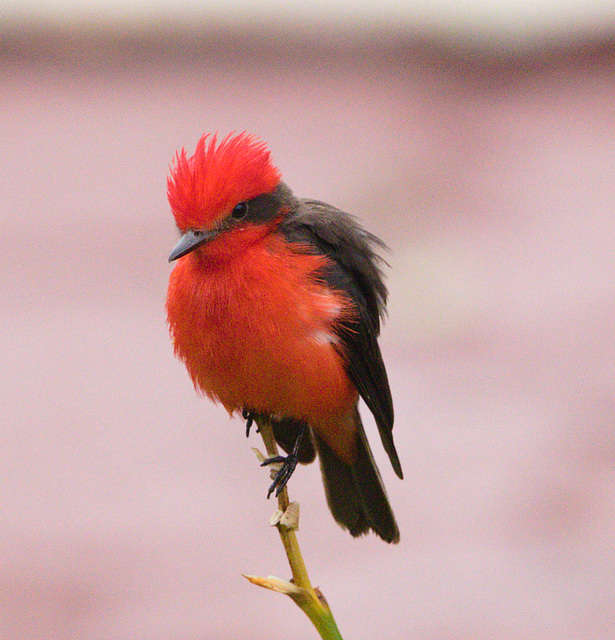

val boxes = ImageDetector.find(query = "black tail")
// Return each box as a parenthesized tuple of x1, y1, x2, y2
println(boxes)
(314, 411, 399, 544)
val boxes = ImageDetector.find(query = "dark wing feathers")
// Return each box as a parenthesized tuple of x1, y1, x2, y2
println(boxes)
(292, 199, 388, 330)
(282, 196, 403, 479)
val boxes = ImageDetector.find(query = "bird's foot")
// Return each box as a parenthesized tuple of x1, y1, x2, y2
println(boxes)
(261, 453, 299, 498)
(242, 409, 259, 438)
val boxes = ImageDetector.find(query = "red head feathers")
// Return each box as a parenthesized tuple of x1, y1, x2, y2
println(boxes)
(167, 132, 282, 232)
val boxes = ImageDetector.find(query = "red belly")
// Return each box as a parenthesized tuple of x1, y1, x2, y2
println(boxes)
(167, 235, 359, 461)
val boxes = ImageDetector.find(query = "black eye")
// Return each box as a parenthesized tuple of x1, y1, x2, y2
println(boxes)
(231, 202, 248, 220)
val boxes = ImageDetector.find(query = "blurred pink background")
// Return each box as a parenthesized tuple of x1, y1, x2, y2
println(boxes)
(2, 11, 615, 640)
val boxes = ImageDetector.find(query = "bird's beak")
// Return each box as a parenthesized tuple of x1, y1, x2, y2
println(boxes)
(169, 229, 217, 262)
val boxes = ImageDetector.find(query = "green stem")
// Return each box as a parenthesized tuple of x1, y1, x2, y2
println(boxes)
(254, 416, 345, 640)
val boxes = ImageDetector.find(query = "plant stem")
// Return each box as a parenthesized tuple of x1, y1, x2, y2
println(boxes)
(246, 415, 344, 640)
(257, 417, 315, 592)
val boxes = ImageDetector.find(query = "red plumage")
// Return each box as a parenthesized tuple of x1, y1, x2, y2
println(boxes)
(167, 132, 281, 232)
(167, 235, 358, 461)
(166, 132, 401, 542)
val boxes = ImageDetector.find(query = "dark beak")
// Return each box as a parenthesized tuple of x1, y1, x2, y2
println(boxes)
(169, 229, 217, 262)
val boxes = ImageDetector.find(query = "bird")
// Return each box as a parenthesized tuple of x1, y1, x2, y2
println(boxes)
(166, 132, 402, 543)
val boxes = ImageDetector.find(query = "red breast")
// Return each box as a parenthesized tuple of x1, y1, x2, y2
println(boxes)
(167, 230, 359, 463)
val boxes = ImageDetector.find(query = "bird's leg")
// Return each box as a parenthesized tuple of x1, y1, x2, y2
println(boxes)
(242, 409, 259, 438)
(261, 422, 307, 498)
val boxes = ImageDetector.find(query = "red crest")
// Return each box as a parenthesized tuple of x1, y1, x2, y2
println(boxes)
(167, 132, 281, 231)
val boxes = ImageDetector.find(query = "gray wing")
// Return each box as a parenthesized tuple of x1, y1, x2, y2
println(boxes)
(282, 198, 403, 479)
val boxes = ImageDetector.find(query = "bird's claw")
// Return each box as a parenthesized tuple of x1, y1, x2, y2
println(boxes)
(261, 453, 299, 498)
(242, 409, 258, 438)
